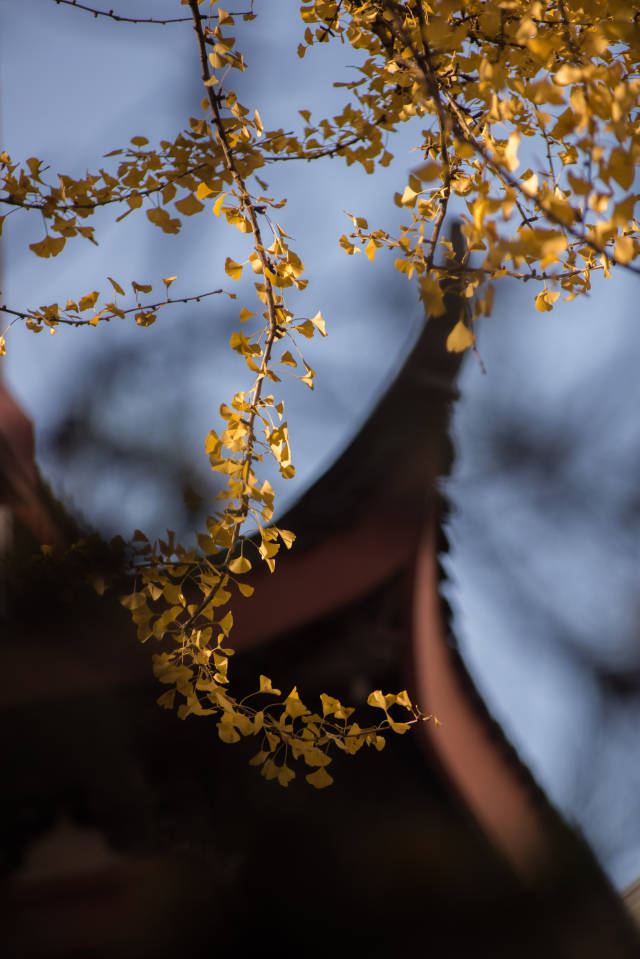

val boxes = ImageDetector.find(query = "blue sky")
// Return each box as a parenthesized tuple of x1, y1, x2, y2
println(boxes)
(3, 0, 640, 891)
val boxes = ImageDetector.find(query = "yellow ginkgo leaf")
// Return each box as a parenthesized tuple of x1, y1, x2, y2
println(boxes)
(421, 276, 446, 317)
(446, 320, 476, 352)
(387, 720, 411, 734)
(310, 311, 327, 336)
(196, 181, 216, 200)
(503, 131, 520, 173)
(614, 235, 635, 264)
(414, 160, 442, 181)
(175, 194, 204, 216)
(225, 257, 243, 280)
(534, 288, 561, 313)
(284, 686, 309, 719)
(400, 184, 419, 206)
(228, 555, 251, 574)
(306, 767, 334, 789)
(29, 236, 65, 258)
(78, 291, 99, 312)
(278, 528, 295, 549)
(367, 690, 387, 710)
(295, 319, 315, 338)
(300, 361, 315, 390)
(217, 722, 241, 744)
(107, 276, 125, 296)
(278, 765, 295, 787)
(135, 310, 156, 326)
(146, 208, 180, 234)
(157, 690, 175, 710)
(213, 192, 229, 216)
(259, 675, 281, 695)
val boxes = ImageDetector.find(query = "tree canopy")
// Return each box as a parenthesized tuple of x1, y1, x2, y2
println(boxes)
(2, 0, 640, 787)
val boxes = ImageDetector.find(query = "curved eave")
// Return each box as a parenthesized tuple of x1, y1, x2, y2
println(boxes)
(412, 502, 555, 878)
(0, 383, 63, 548)
(277, 296, 463, 549)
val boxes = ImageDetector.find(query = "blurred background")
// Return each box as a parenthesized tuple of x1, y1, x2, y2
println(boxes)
(2, 0, 640, 895)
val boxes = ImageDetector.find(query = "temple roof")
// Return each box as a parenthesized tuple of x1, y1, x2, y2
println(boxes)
(0, 380, 62, 548)
(279, 270, 463, 550)
(2, 265, 639, 954)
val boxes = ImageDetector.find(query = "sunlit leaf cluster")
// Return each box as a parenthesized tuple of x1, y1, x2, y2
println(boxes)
(2, 0, 639, 783)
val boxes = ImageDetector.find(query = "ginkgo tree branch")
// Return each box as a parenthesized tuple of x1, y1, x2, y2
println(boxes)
(166, 0, 298, 637)
(263, 123, 384, 163)
(0, 163, 213, 213)
(1, 124, 375, 227)
(8, 0, 640, 787)
(455, 265, 605, 283)
(441, 89, 640, 277)
(1, 130, 293, 218)
(187, 0, 280, 540)
(410, 4, 452, 270)
(0, 288, 226, 330)
(52, 0, 253, 25)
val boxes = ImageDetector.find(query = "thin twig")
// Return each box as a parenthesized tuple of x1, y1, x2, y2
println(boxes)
(1, 288, 226, 328)
(52, 0, 251, 25)
(263, 111, 388, 164)
(317, 0, 344, 42)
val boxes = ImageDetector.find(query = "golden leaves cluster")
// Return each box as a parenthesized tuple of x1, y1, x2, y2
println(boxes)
(320, 0, 640, 332)
(3, 0, 640, 784)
